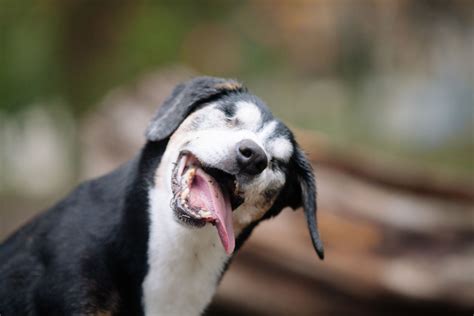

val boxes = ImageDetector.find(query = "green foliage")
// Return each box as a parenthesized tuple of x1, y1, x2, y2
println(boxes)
(0, 1, 242, 116)
(0, 3, 61, 114)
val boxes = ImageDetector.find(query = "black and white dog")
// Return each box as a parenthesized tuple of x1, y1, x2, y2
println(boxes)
(0, 77, 324, 316)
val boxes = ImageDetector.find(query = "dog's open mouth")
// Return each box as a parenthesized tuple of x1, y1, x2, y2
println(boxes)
(171, 151, 244, 255)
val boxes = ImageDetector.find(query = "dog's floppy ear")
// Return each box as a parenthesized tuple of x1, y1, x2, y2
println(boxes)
(146, 76, 244, 141)
(281, 145, 324, 259)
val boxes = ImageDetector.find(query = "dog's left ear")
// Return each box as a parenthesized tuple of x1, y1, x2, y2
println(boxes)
(146, 76, 244, 141)
(276, 145, 324, 259)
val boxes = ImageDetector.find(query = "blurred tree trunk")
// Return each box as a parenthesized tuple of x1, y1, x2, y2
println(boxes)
(54, 0, 137, 181)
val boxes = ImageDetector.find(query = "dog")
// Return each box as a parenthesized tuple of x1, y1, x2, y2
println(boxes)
(0, 77, 324, 316)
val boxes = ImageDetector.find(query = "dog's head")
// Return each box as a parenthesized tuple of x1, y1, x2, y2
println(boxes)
(146, 77, 324, 259)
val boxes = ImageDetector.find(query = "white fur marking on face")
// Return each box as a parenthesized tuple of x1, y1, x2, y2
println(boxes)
(235, 101, 261, 130)
(258, 121, 277, 142)
(269, 137, 293, 162)
(258, 121, 293, 161)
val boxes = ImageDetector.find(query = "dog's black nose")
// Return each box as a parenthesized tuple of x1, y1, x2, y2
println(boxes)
(236, 139, 268, 175)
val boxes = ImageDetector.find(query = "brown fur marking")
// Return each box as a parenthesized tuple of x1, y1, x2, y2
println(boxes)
(214, 81, 242, 91)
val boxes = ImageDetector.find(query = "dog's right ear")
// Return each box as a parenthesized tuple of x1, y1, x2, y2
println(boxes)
(270, 145, 324, 260)
(146, 76, 245, 142)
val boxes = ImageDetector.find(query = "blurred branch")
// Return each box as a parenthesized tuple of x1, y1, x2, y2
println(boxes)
(56, 0, 138, 117)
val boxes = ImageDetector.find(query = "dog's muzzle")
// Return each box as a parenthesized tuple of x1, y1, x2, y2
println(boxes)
(171, 151, 246, 255)
(170, 140, 268, 255)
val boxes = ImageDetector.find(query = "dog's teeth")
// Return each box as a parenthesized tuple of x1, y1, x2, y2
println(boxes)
(234, 180, 240, 194)
(199, 209, 211, 217)
(180, 168, 193, 187)
(183, 167, 196, 186)
(181, 188, 189, 200)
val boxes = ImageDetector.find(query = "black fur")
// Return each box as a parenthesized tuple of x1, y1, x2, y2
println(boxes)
(0, 140, 166, 316)
(216, 101, 236, 118)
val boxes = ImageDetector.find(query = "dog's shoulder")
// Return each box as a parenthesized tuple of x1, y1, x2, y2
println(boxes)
(1, 158, 134, 252)
(0, 158, 141, 315)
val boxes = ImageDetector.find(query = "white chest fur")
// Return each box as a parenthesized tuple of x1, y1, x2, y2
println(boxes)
(142, 187, 229, 316)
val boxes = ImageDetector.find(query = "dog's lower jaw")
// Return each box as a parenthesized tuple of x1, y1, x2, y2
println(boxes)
(142, 184, 229, 316)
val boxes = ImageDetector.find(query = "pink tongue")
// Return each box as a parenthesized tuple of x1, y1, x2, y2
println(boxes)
(188, 169, 235, 255)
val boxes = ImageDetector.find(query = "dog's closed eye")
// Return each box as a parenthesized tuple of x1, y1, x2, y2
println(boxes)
(218, 102, 237, 118)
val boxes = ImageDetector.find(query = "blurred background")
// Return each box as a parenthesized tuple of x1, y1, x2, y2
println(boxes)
(0, 1, 473, 315)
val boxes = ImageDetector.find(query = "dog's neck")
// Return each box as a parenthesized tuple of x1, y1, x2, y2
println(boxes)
(142, 147, 229, 316)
